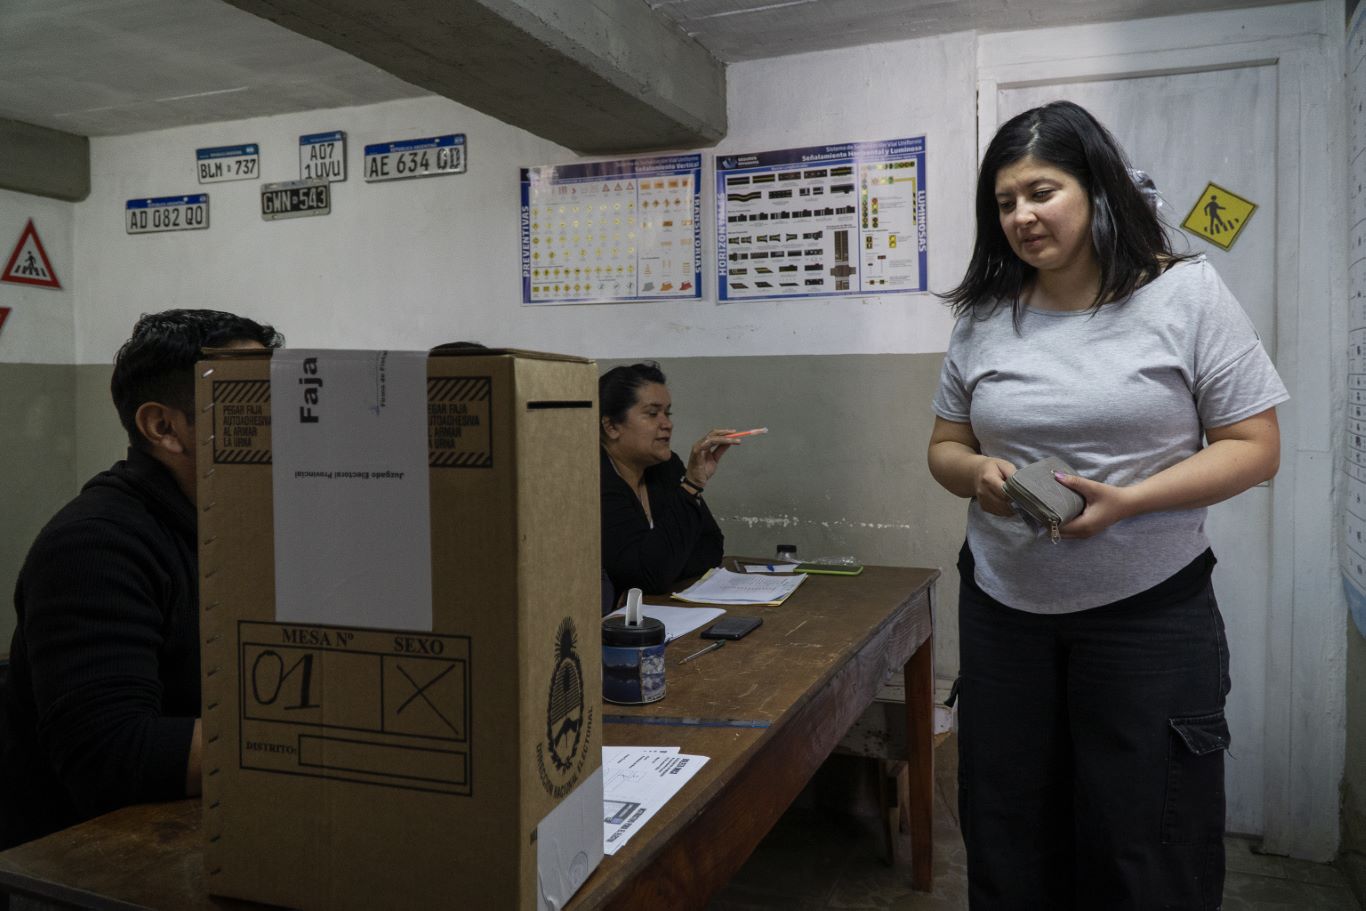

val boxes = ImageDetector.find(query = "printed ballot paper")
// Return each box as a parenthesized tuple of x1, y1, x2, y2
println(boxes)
(601, 747, 709, 855)
(673, 568, 806, 606)
(603, 603, 725, 642)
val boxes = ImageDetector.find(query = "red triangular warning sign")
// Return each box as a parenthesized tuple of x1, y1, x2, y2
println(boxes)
(2, 220, 61, 289)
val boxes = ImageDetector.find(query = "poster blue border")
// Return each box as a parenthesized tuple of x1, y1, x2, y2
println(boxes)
(520, 154, 703, 305)
(715, 136, 927, 302)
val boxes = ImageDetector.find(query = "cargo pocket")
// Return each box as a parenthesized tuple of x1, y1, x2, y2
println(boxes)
(1161, 711, 1230, 845)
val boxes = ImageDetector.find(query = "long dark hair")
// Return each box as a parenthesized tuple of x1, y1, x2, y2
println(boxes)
(941, 100, 1185, 324)
(599, 362, 667, 430)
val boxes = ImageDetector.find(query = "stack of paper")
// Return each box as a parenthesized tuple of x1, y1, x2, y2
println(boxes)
(602, 603, 726, 642)
(602, 747, 709, 855)
(672, 568, 807, 606)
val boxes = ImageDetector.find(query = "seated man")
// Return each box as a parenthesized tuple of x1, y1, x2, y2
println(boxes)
(0, 309, 281, 848)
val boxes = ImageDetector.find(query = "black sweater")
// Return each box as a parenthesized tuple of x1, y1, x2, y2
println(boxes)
(0, 448, 199, 848)
(600, 449, 724, 596)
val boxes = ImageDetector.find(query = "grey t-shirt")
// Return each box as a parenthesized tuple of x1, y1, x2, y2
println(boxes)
(932, 256, 1289, 613)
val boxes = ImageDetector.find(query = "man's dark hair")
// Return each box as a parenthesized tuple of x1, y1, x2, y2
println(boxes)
(941, 100, 1188, 325)
(430, 341, 488, 352)
(599, 362, 667, 426)
(111, 309, 283, 448)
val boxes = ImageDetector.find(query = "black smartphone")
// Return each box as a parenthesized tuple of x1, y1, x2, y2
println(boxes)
(701, 616, 763, 640)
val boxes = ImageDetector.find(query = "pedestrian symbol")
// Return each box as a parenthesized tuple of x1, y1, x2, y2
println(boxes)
(1, 220, 61, 289)
(1182, 182, 1257, 251)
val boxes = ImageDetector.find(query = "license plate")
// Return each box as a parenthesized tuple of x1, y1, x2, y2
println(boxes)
(260, 180, 331, 221)
(299, 130, 346, 183)
(364, 134, 466, 183)
(196, 144, 259, 184)
(126, 195, 210, 234)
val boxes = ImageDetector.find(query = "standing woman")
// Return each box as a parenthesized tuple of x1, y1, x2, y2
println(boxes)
(928, 101, 1287, 908)
(599, 362, 735, 596)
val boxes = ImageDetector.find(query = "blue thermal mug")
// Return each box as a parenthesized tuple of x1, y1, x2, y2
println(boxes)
(601, 614, 666, 705)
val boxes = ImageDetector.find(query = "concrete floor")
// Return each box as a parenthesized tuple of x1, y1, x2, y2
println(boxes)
(710, 739, 1363, 911)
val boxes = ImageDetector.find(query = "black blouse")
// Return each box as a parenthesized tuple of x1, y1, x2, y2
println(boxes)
(599, 449, 724, 596)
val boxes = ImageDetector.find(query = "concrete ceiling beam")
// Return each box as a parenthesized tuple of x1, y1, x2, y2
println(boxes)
(220, 0, 727, 155)
(0, 119, 90, 202)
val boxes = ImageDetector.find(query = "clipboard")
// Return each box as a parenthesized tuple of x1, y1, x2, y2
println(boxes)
(794, 562, 863, 576)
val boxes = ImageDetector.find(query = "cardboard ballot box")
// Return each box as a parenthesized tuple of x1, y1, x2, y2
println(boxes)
(196, 348, 603, 911)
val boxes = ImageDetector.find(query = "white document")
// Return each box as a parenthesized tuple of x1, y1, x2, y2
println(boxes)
(601, 748, 709, 855)
(537, 767, 604, 911)
(673, 568, 807, 605)
(603, 604, 725, 642)
(270, 350, 433, 631)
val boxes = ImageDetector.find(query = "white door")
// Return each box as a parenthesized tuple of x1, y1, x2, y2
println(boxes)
(999, 64, 1279, 836)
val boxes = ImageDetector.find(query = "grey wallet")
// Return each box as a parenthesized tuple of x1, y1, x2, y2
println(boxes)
(1002, 457, 1085, 543)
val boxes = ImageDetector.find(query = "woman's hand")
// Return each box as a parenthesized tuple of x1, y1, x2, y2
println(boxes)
(684, 429, 739, 488)
(1053, 472, 1136, 539)
(975, 457, 1018, 517)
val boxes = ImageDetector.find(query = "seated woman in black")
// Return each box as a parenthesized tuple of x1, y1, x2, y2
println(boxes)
(599, 362, 737, 596)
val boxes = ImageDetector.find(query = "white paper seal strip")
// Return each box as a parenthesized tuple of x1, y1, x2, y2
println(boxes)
(270, 349, 433, 631)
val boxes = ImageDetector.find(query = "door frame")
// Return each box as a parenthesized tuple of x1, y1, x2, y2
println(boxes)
(975, 1, 1346, 861)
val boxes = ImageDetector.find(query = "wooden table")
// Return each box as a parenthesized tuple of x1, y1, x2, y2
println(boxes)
(0, 565, 938, 910)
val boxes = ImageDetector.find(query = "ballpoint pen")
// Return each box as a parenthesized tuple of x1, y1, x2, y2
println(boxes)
(680, 640, 725, 663)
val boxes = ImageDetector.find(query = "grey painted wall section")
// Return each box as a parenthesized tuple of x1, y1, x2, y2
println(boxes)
(61, 356, 965, 680)
(42, 355, 967, 677)
(222, 0, 726, 154)
(1345, 625, 1366, 898)
(74, 364, 129, 484)
(0, 365, 77, 650)
(0, 118, 89, 202)
(599, 353, 964, 676)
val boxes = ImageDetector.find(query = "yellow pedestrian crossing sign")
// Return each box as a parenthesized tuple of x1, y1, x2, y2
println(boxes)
(1182, 182, 1256, 251)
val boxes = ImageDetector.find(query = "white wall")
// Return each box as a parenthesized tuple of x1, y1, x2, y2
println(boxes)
(73, 33, 974, 364)
(0, 188, 74, 364)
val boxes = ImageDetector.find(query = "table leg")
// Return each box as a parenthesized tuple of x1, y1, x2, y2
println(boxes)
(903, 634, 934, 891)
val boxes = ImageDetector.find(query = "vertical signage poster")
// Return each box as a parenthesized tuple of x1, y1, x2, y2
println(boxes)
(1345, 3, 1366, 636)
(716, 136, 926, 301)
(521, 154, 702, 305)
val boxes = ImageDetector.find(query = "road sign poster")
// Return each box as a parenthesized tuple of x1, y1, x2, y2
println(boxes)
(1182, 182, 1257, 251)
(2, 219, 60, 289)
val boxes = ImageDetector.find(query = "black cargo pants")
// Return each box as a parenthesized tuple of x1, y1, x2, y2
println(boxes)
(956, 545, 1230, 911)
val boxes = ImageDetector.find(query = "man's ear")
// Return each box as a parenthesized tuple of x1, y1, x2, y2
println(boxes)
(134, 401, 191, 456)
